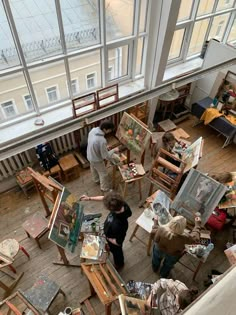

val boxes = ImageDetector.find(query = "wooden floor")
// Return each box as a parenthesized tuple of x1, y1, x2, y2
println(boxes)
(0, 116, 235, 314)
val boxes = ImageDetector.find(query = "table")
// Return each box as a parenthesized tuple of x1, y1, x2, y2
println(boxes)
(22, 211, 49, 249)
(129, 209, 155, 256)
(59, 154, 80, 181)
(80, 260, 128, 315)
(16, 168, 35, 198)
(157, 119, 176, 132)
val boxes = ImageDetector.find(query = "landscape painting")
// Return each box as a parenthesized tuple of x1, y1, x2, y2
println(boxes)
(116, 112, 152, 155)
(49, 187, 84, 253)
(171, 169, 227, 225)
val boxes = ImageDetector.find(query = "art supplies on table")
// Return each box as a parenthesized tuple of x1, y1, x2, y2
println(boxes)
(185, 243, 214, 259)
(119, 163, 145, 180)
(80, 234, 106, 261)
(126, 280, 153, 300)
(118, 294, 151, 315)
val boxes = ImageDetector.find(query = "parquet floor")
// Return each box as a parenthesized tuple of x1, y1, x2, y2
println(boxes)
(0, 115, 235, 314)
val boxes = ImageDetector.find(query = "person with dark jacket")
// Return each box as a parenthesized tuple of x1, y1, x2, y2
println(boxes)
(80, 191, 132, 269)
(151, 215, 201, 278)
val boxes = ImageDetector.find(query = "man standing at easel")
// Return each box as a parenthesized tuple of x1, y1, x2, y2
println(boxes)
(87, 120, 120, 193)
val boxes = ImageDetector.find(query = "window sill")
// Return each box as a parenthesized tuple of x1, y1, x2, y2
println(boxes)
(163, 58, 203, 81)
(0, 78, 145, 152)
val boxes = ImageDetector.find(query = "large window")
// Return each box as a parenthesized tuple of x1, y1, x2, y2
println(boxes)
(0, 0, 149, 123)
(168, 0, 236, 63)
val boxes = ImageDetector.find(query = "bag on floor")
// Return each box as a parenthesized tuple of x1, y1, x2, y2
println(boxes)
(207, 207, 226, 230)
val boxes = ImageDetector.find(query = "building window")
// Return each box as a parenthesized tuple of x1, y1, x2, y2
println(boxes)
(86, 73, 96, 89)
(1, 101, 17, 118)
(108, 67, 113, 81)
(46, 86, 58, 103)
(71, 79, 79, 95)
(24, 95, 34, 111)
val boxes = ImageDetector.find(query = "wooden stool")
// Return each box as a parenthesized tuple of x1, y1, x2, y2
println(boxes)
(59, 154, 80, 182)
(129, 209, 155, 256)
(16, 168, 35, 198)
(20, 275, 65, 314)
(43, 164, 62, 183)
(157, 119, 176, 132)
(0, 239, 30, 274)
(177, 251, 207, 281)
(22, 212, 49, 249)
(80, 260, 128, 315)
(0, 291, 39, 314)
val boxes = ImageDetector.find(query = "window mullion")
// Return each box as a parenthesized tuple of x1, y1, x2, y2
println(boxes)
(54, 0, 72, 100)
(131, 0, 141, 80)
(223, 11, 236, 43)
(3, 0, 40, 115)
(99, 0, 107, 87)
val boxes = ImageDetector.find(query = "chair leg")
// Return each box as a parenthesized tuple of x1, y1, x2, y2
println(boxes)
(20, 245, 30, 259)
(8, 264, 17, 274)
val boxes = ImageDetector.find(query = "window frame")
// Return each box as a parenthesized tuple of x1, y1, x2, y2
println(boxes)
(86, 72, 97, 90)
(23, 94, 34, 111)
(1, 99, 18, 119)
(45, 85, 60, 104)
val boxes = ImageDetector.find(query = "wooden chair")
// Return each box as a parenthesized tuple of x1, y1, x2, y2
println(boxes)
(147, 148, 186, 200)
(43, 164, 62, 183)
(0, 291, 39, 314)
(22, 211, 49, 249)
(59, 154, 80, 182)
(128, 101, 149, 123)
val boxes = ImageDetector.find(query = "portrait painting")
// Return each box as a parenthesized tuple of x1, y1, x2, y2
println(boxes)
(171, 169, 227, 225)
(116, 112, 152, 155)
(58, 222, 70, 240)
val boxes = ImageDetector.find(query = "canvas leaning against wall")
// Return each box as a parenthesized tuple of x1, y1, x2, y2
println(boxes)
(171, 169, 227, 225)
(116, 112, 152, 155)
(49, 187, 84, 253)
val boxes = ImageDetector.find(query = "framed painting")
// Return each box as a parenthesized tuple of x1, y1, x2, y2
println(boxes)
(48, 187, 84, 253)
(171, 169, 227, 225)
(116, 112, 152, 155)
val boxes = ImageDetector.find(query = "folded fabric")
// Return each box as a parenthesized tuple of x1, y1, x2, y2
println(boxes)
(225, 114, 236, 125)
(200, 108, 223, 125)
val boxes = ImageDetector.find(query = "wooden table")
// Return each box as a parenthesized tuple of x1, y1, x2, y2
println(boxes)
(157, 119, 176, 132)
(80, 260, 128, 315)
(59, 154, 80, 181)
(22, 211, 49, 249)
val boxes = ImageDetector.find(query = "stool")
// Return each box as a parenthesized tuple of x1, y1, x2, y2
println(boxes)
(16, 168, 35, 198)
(129, 209, 155, 256)
(20, 275, 65, 314)
(59, 154, 80, 182)
(43, 164, 62, 183)
(177, 251, 207, 281)
(157, 119, 176, 132)
(22, 211, 49, 249)
(0, 239, 30, 274)
(118, 164, 145, 200)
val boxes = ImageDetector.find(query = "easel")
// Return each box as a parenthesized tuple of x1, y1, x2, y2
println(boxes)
(28, 167, 62, 217)
(80, 260, 129, 315)
(0, 291, 39, 314)
(28, 168, 80, 268)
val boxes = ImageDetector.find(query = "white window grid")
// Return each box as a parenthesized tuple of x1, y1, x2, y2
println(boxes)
(86, 72, 97, 90)
(168, 0, 236, 65)
(0, 0, 150, 123)
(23, 94, 34, 111)
(45, 85, 60, 103)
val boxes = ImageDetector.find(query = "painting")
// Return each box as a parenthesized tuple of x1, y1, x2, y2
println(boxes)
(118, 294, 151, 315)
(171, 169, 227, 225)
(80, 234, 105, 261)
(218, 181, 236, 209)
(181, 137, 203, 173)
(116, 112, 152, 155)
(48, 187, 84, 253)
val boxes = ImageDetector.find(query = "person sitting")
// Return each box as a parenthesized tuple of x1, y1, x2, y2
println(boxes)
(151, 215, 201, 278)
(146, 278, 198, 315)
(80, 191, 132, 269)
(152, 132, 176, 159)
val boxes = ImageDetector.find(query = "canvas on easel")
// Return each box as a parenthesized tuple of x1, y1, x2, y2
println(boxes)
(181, 137, 203, 173)
(48, 187, 84, 254)
(116, 112, 152, 155)
(171, 169, 227, 225)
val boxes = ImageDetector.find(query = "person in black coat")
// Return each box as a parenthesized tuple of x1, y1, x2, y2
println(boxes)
(80, 191, 132, 269)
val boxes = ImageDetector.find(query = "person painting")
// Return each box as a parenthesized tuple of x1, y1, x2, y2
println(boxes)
(152, 132, 176, 159)
(87, 120, 120, 192)
(151, 215, 201, 278)
(80, 191, 132, 269)
(146, 278, 198, 315)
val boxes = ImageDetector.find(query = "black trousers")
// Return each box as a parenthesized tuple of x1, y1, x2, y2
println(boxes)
(107, 241, 124, 268)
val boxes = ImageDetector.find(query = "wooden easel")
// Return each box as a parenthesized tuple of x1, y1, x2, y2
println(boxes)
(80, 260, 129, 315)
(28, 167, 62, 217)
(0, 291, 39, 314)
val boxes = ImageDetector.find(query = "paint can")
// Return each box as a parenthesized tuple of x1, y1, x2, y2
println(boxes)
(64, 307, 72, 315)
